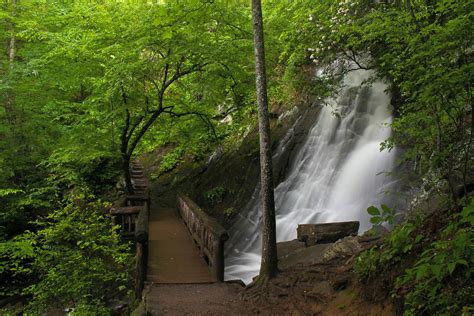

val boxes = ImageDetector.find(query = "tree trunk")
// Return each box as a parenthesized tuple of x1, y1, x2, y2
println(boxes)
(8, 1, 16, 67)
(251, 0, 278, 280)
(4, 0, 17, 126)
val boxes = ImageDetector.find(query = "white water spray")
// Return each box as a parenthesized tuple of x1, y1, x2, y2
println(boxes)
(225, 69, 398, 284)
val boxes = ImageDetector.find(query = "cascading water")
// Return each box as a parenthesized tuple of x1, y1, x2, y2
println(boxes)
(225, 69, 399, 284)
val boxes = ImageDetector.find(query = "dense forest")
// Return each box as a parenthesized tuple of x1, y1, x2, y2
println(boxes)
(1, 0, 472, 315)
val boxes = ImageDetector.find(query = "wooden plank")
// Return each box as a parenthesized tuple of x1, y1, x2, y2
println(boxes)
(147, 207, 215, 284)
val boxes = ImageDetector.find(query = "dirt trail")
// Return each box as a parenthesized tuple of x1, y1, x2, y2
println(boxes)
(144, 283, 250, 315)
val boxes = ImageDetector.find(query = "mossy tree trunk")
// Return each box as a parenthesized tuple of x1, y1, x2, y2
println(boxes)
(251, 0, 278, 281)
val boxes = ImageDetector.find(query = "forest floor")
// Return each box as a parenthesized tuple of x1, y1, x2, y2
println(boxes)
(142, 238, 394, 315)
(144, 283, 252, 315)
(241, 252, 395, 315)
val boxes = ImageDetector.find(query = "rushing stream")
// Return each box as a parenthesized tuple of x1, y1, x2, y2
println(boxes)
(224, 69, 399, 284)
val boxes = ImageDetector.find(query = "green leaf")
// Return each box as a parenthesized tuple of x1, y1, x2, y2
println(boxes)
(370, 217, 382, 224)
(415, 264, 429, 280)
(448, 262, 456, 274)
(430, 265, 443, 281)
(367, 206, 380, 216)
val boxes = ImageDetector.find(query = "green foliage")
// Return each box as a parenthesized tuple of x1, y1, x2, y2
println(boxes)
(224, 207, 235, 218)
(395, 200, 474, 315)
(0, 234, 35, 297)
(367, 204, 397, 225)
(354, 247, 381, 281)
(204, 186, 227, 206)
(0, 194, 131, 314)
(356, 199, 474, 315)
(71, 303, 111, 315)
(159, 149, 184, 174)
(354, 222, 419, 281)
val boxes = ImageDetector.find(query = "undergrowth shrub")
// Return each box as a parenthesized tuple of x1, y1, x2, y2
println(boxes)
(204, 186, 227, 206)
(395, 200, 473, 315)
(355, 199, 474, 315)
(159, 148, 183, 174)
(1, 193, 132, 314)
(224, 207, 235, 218)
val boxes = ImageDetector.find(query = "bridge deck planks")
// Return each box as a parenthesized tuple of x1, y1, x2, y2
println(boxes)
(147, 205, 216, 284)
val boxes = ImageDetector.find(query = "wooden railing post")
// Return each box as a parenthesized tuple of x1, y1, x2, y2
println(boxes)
(134, 205, 149, 299)
(213, 239, 225, 281)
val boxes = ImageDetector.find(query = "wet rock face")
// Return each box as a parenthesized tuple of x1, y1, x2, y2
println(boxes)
(272, 104, 322, 185)
(297, 221, 360, 246)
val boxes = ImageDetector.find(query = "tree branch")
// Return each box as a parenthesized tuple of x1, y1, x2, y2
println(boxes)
(126, 62, 209, 157)
(126, 115, 145, 143)
(163, 62, 209, 91)
(162, 108, 218, 141)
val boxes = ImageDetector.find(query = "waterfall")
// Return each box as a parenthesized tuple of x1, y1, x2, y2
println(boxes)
(225, 69, 398, 284)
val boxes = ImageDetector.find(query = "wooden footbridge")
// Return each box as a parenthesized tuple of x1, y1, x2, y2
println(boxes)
(110, 162, 238, 314)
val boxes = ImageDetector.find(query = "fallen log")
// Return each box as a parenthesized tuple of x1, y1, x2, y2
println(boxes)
(297, 221, 360, 246)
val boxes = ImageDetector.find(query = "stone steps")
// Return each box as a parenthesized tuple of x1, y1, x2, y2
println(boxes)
(130, 160, 148, 196)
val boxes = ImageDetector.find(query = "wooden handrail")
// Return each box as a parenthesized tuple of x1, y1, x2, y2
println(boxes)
(176, 192, 229, 282)
(110, 206, 142, 215)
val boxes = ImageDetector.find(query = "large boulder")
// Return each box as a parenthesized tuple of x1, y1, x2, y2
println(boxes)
(322, 236, 363, 261)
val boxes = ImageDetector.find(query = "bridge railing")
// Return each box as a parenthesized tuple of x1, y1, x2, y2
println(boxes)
(134, 196, 149, 299)
(177, 192, 229, 282)
(110, 191, 150, 298)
